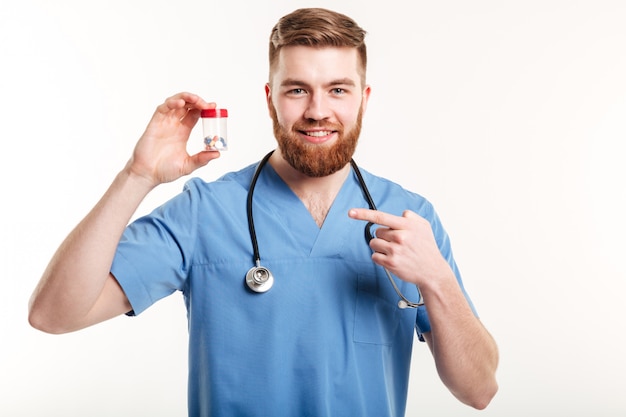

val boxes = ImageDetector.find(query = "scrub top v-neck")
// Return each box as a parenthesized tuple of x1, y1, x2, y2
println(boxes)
(251, 161, 370, 259)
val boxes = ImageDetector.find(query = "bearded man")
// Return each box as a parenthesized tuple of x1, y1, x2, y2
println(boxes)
(29, 8, 498, 417)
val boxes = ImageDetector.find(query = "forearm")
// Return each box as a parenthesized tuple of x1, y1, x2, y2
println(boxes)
(422, 276, 499, 409)
(28, 168, 155, 333)
(346, 208, 498, 407)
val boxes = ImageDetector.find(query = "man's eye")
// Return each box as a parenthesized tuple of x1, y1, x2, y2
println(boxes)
(332, 88, 346, 95)
(290, 88, 306, 95)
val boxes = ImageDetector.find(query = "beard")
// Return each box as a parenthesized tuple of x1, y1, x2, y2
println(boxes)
(269, 103, 363, 177)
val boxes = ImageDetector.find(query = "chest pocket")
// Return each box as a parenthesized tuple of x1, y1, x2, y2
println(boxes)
(353, 273, 401, 345)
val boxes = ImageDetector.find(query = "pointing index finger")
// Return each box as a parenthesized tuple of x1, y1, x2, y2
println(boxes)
(348, 208, 403, 229)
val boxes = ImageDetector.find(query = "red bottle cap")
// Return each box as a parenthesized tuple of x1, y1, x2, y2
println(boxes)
(201, 108, 228, 118)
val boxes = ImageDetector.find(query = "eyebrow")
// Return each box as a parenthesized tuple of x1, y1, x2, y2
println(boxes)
(279, 77, 357, 88)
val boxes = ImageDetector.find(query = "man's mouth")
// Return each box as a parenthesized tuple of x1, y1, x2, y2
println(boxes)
(303, 130, 334, 137)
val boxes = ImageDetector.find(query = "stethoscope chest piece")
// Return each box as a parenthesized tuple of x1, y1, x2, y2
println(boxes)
(245, 264, 274, 293)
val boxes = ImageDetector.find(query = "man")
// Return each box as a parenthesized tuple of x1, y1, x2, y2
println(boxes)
(29, 7, 498, 416)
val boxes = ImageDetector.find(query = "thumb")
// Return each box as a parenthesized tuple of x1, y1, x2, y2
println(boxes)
(188, 150, 221, 171)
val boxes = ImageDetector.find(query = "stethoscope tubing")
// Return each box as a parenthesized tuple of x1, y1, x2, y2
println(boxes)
(245, 150, 423, 308)
(247, 151, 275, 267)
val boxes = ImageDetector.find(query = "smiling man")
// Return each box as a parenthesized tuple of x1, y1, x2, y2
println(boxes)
(29, 8, 498, 417)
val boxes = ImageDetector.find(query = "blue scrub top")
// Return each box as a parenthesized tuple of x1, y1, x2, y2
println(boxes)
(111, 160, 473, 417)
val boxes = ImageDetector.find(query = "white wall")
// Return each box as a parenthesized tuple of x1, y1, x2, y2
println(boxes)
(2, 0, 625, 415)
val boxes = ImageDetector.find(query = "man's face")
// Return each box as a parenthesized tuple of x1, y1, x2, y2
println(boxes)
(265, 46, 371, 177)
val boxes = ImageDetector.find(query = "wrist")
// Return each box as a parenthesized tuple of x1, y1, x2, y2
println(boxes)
(121, 159, 161, 192)
(112, 165, 159, 206)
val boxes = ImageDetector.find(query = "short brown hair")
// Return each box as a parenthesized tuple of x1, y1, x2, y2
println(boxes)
(268, 8, 367, 84)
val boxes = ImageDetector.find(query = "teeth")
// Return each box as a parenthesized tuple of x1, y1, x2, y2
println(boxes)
(306, 131, 332, 137)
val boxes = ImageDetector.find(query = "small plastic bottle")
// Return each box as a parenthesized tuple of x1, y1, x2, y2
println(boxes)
(201, 108, 228, 151)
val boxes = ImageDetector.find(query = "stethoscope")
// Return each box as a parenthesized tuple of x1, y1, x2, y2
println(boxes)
(245, 150, 424, 309)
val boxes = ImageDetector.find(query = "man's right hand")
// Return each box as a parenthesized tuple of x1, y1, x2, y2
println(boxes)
(126, 92, 221, 188)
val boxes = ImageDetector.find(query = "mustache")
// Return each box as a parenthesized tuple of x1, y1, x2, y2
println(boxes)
(292, 121, 343, 132)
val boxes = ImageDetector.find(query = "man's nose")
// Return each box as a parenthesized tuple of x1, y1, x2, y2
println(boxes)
(303, 94, 331, 121)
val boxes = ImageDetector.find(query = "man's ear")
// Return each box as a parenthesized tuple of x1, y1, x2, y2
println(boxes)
(361, 85, 372, 114)
(265, 83, 274, 116)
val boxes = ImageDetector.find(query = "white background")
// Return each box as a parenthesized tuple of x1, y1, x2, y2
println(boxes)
(1, 0, 625, 416)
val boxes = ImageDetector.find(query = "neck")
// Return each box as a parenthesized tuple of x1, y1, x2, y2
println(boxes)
(269, 148, 351, 227)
